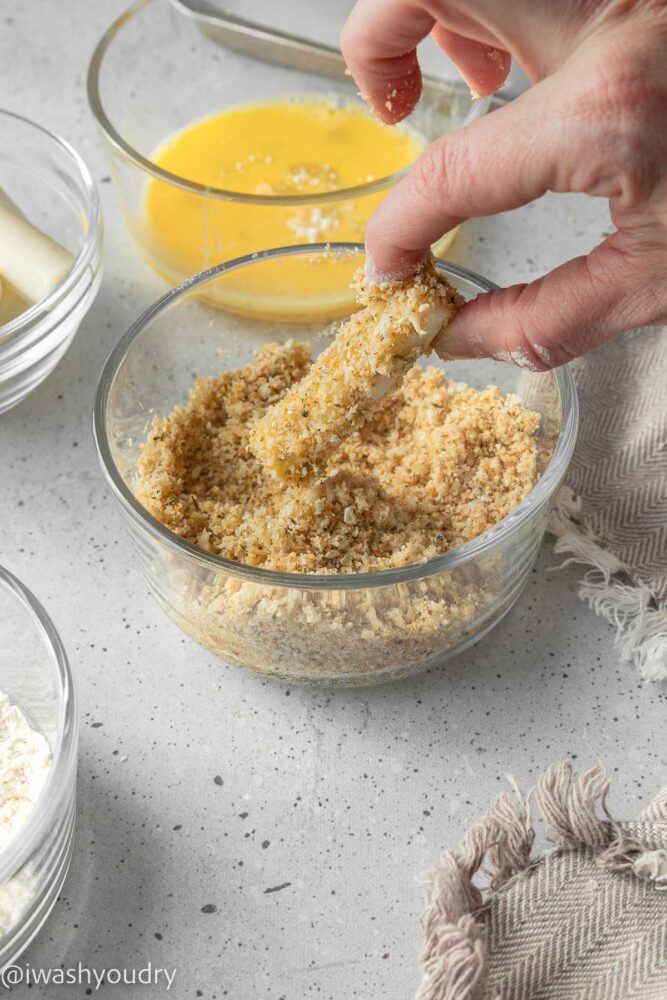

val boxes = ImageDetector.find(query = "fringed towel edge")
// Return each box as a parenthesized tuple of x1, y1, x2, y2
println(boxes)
(548, 486, 667, 682)
(414, 762, 667, 1000)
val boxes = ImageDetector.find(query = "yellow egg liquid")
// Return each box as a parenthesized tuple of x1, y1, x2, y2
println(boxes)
(144, 98, 456, 319)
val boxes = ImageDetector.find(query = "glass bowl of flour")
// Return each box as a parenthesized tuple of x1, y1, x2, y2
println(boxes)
(0, 566, 77, 969)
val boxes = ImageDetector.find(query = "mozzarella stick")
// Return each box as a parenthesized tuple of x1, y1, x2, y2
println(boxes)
(250, 260, 463, 480)
(0, 189, 73, 304)
(0, 276, 31, 326)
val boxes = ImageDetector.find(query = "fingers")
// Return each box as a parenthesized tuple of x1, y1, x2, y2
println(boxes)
(435, 235, 667, 368)
(340, 1, 511, 122)
(340, 0, 435, 122)
(364, 85, 557, 279)
(431, 25, 511, 98)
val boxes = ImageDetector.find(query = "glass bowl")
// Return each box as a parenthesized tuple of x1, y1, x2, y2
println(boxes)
(0, 566, 78, 968)
(0, 110, 103, 414)
(94, 244, 578, 687)
(87, 0, 490, 319)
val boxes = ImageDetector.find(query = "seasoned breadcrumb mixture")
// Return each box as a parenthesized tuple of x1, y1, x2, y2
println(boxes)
(136, 341, 540, 576)
(249, 261, 462, 480)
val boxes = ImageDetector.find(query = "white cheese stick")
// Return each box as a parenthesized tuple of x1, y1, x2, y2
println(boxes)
(0, 275, 31, 326)
(0, 189, 74, 304)
(250, 259, 463, 480)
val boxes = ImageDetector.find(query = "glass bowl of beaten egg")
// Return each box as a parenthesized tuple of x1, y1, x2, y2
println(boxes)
(94, 244, 578, 687)
(0, 566, 78, 967)
(88, 0, 490, 320)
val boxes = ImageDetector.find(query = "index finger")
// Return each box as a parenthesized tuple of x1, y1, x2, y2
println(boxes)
(364, 81, 560, 279)
(340, 0, 435, 122)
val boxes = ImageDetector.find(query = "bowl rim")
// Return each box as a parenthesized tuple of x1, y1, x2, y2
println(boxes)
(0, 565, 78, 882)
(0, 109, 102, 347)
(86, 0, 490, 206)
(94, 242, 579, 591)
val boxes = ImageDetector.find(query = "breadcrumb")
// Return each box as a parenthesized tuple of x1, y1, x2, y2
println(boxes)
(136, 342, 539, 576)
(249, 260, 462, 480)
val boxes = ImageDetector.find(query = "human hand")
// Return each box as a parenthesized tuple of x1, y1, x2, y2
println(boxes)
(340, 0, 667, 368)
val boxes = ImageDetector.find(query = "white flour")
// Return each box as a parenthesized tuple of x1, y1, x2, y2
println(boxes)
(0, 691, 52, 937)
(0, 691, 52, 850)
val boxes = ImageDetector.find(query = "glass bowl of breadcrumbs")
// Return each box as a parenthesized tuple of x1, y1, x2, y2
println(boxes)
(94, 244, 578, 687)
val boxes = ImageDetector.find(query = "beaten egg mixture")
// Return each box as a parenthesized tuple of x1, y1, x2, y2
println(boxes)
(144, 97, 429, 316)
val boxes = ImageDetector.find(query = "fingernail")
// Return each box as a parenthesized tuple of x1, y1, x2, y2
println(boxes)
(364, 257, 407, 285)
(434, 315, 482, 359)
(363, 256, 381, 285)
(435, 319, 545, 370)
(364, 252, 427, 286)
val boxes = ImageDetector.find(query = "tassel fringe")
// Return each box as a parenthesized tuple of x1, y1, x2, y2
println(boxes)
(548, 487, 667, 682)
(414, 762, 667, 1000)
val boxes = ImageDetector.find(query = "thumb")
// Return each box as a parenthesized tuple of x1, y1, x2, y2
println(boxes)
(435, 235, 667, 368)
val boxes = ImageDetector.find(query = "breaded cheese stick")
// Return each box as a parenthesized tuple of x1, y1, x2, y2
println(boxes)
(250, 259, 462, 480)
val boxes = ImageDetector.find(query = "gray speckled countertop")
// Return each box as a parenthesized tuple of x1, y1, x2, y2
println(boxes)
(1, 2, 665, 998)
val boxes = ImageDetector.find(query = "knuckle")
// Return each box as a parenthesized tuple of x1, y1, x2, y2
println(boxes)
(499, 285, 571, 370)
(339, 16, 377, 73)
(570, 59, 658, 125)
(408, 139, 466, 217)
(339, 20, 359, 63)
(591, 237, 667, 327)
(410, 148, 445, 203)
(566, 56, 667, 202)
(605, 70, 653, 118)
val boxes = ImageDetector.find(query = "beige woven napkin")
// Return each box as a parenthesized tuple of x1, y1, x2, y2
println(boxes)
(547, 326, 667, 681)
(415, 762, 667, 1000)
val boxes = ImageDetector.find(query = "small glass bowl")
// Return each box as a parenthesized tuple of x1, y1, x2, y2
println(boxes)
(94, 244, 578, 687)
(0, 566, 78, 968)
(0, 110, 103, 414)
(87, 0, 489, 319)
